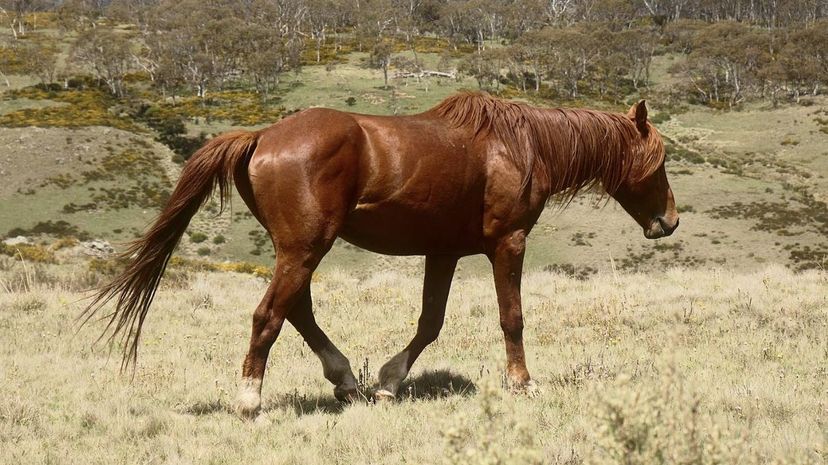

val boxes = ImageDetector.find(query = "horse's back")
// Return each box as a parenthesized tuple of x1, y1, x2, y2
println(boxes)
(245, 107, 494, 255)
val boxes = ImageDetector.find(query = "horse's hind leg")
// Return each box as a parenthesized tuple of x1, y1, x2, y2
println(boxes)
(236, 248, 322, 417)
(377, 255, 458, 399)
(287, 286, 358, 401)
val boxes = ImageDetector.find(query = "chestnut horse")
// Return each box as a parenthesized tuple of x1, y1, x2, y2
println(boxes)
(84, 92, 678, 417)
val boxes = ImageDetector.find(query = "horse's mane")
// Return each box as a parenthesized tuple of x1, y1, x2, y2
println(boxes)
(429, 92, 665, 200)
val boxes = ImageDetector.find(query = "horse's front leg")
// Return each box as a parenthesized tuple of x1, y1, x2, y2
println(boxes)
(376, 255, 458, 399)
(489, 230, 532, 389)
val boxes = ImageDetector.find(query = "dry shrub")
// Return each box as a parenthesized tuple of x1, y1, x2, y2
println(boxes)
(0, 258, 57, 292)
(443, 382, 545, 465)
(587, 369, 778, 465)
(11, 294, 47, 313)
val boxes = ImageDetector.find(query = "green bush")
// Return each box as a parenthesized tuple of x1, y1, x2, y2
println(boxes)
(189, 232, 208, 243)
(649, 111, 671, 124)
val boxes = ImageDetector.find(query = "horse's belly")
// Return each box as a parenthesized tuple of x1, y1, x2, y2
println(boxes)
(339, 201, 485, 256)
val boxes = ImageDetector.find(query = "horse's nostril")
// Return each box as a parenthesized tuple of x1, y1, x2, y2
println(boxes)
(657, 216, 678, 235)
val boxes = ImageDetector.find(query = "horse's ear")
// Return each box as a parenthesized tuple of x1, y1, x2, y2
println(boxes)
(627, 100, 649, 137)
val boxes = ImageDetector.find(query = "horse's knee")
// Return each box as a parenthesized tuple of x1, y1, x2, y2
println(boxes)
(499, 311, 524, 338)
(500, 230, 526, 257)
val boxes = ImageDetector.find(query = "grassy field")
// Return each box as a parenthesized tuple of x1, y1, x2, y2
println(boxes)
(0, 259, 825, 464)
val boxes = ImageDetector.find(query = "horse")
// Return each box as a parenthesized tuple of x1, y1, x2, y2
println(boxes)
(83, 91, 679, 418)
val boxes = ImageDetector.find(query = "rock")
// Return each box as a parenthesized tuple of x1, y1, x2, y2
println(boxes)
(3, 236, 30, 246)
(81, 240, 115, 257)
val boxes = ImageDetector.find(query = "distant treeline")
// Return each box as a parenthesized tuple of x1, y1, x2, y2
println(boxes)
(1, 0, 827, 107)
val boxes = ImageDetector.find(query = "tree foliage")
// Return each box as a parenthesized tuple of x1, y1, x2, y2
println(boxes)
(10, 0, 828, 107)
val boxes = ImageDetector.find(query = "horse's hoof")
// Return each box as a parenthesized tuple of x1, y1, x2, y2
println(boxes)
(334, 386, 358, 403)
(236, 378, 262, 419)
(235, 398, 261, 419)
(374, 389, 396, 403)
(509, 379, 540, 397)
(523, 380, 541, 397)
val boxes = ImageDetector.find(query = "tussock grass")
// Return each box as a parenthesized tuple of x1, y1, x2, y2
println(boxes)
(0, 264, 825, 464)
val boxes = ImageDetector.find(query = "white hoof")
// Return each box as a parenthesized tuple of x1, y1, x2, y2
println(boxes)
(524, 380, 541, 397)
(374, 389, 396, 402)
(236, 378, 262, 419)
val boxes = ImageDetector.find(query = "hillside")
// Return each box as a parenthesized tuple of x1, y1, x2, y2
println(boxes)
(2, 51, 827, 277)
(1, 262, 825, 464)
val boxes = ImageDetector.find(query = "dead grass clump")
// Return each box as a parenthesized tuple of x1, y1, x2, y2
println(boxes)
(11, 294, 47, 313)
(443, 382, 544, 465)
(0, 397, 43, 431)
(543, 263, 598, 281)
(0, 258, 57, 292)
(588, 371, 750, 465)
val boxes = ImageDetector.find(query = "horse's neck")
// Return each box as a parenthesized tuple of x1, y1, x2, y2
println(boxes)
(534, 108, 629, 197)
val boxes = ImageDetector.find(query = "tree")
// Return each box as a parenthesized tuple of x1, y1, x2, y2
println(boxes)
(0, 0, 37, 38)
(458, 48, 506, 90)
(21, 40, 58, 84)
(370, 39, 394, 88)
(671, 21, 771, 107)
(56, 0, 106, 31)
(613, 25, 659, 89)
(781, 20, 828, 98)
(70, 27, 133, 97)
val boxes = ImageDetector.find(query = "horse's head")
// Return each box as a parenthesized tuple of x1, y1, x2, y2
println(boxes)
(611, 101, 679, 240)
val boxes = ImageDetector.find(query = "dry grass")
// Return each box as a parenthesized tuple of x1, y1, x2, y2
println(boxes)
(0, 259, 825, 464)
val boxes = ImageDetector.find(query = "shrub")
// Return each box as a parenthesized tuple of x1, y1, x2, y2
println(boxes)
(0, 243, 56, 263)
(649, 111, 671, 124)
(8, 220, 91, 240)
(189, 232, 208, 243)
(196, 247, 211, 256)
(588, 371, 758, 464)
(0, 85, 138, 130)
(212, 234, 226, 244)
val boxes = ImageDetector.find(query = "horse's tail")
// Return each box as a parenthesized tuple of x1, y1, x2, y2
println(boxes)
(81, 130, 259, 369)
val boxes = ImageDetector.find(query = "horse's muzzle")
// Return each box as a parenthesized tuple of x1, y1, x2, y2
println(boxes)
(645, 216, 680, 239)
